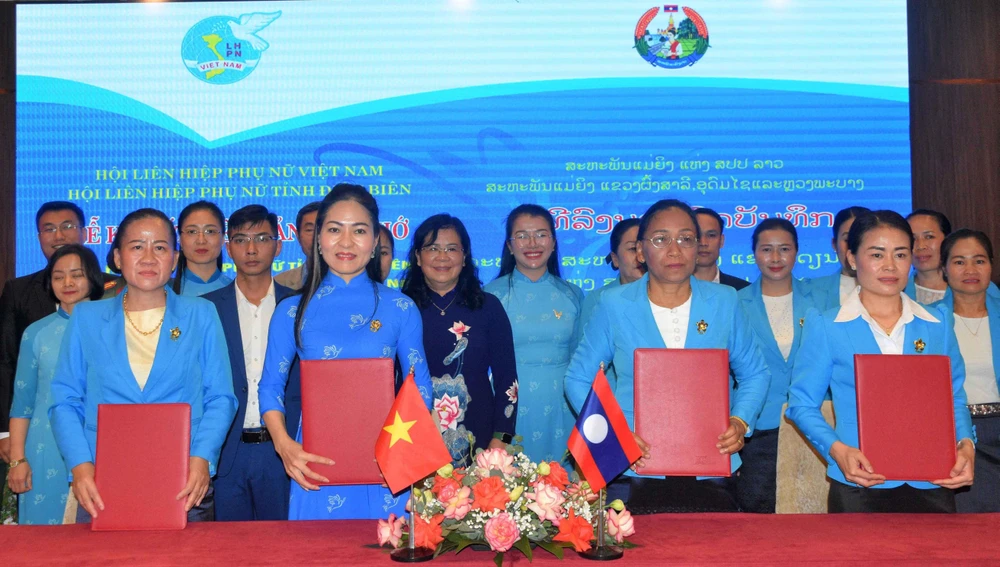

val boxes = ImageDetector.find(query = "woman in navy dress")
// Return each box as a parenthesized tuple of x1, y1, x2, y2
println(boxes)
(258, 183, 433, 520)
(401, 214, 518, 466)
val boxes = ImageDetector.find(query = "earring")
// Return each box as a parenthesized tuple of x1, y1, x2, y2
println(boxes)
(850, 264, 856, 271)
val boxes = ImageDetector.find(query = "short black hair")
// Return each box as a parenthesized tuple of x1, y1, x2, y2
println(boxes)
(637, 199, 701, 242)
(694, 208, 726, 235)
(907, 208, 953, 236)
(847, 210, 914, 256)
(751, 218, 798, 251)
(832, 206, 871, 240)
(605, 218, 641, 269)
(295, 201, 322, 230)
(227, 204, 278, 237)
(941, 228, 994, 266)
(44, 244, 105, 303)
(36, 201, 85, 230)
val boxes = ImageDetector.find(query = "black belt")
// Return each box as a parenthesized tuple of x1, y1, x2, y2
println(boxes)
(241, 428, 272, 444)
(969, 403, 1000, 418)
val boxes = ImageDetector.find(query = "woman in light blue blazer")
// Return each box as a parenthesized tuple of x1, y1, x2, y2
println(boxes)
(579, 218, 645, 330)
(934, 229, 1000, 512)
(736, 218, 817, 513)
(565, 199, 769, 514)
(49, 208, 237, 522)
(788, 210, 974, 513)
(806, 206, 870, 312)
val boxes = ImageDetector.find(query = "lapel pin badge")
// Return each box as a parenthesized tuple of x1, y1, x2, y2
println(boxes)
(914, 338, 925, 353)
(799, 317, 805, 328)
(170, 327, 181, 341)
(370, 319, 382, 332)
(697, 320, 708, 334)
(553, 309, 563, 320)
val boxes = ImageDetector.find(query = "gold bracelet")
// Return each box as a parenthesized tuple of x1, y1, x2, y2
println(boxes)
(729, 415, 750, 433)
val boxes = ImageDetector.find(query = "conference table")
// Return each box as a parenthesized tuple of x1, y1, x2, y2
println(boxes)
(5, 513, 999, 565)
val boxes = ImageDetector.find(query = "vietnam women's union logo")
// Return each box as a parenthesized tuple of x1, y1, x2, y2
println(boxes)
(634, 5, 709, 69)
(181, 11, 281, 84)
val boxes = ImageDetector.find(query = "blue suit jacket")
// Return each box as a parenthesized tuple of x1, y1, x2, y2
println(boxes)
(786, 302, 974, 489)
(49, 289, 237, 476)
(737, 277, 817, 430)
(565, 275, 770, 474)
(930, 291, 1000, 396)
(804, 270, 844, 313)
(203, 281, 301, 478)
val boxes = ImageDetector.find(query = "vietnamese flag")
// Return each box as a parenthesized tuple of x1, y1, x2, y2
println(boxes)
(375, 371, 451, 494)
(567, 366, 642, 491)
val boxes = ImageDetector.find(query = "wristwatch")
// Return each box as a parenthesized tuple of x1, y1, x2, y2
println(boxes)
(492, 432, 513, 444)
(8, 458, 26, 469)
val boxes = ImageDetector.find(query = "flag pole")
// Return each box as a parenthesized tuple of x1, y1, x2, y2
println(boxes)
(579, 487, 623, 561)
(391, 484, 434, 563)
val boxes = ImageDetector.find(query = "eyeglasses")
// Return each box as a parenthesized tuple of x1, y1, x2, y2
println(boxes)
(647, 234, 698, 249)
(421, 245, 463, 256)
(230, 234, 279, 246)
(181, 228, 222, 238)
(39, 222, 80, 235)
(509, 231, 552, 244)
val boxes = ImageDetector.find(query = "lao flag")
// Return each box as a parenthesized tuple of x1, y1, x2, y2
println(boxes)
(664, 5, 679, 12)
(567, 366, 642, 491)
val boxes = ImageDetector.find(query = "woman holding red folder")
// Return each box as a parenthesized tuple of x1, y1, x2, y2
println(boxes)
(565, 199, 770, 513)
(49, 208, 237, 523)
(787, 210, 975, 513)
(935, 229, 1000, 512)
(258, 184, 433, 520)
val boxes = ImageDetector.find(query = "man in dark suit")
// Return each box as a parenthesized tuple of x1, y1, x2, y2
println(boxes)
(203, 205, 301, 521)
(694, 207, 749, 291)
(0, 201, 117, 464)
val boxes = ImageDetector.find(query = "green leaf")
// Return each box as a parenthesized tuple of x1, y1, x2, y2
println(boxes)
(513, 536, 533, 561)
(536, 540, 565, 559)
(493, 552, 504, 567)
(620, 539, 640, 549)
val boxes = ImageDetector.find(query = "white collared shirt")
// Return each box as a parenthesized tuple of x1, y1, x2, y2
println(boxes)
(236, 280, 277, 429)
(650, 295, 692, 349)
(839, 274, 857, 304)
(835, 287, 939, 355)
(710, 266, 721, 284)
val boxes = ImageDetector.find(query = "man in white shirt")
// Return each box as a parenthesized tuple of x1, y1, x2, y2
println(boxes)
(203, 205, 300, 521)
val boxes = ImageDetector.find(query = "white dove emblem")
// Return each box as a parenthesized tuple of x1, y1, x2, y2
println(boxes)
(228, 11, 282, 52)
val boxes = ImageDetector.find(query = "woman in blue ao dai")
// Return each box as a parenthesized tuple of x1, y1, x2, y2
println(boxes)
(484, 205, 583, 465)
(258, 184, 433, 520)
(7, 245, 105, 524)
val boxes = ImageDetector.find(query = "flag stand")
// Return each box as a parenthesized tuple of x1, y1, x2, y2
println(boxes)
(391, 485, 434, 563)
(579, 487, 623, 561)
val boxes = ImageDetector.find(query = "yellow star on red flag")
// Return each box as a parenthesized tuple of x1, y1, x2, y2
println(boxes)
(383, 411, 417, 447)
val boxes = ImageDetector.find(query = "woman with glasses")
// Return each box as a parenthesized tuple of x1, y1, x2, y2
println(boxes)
(565, 199, 769, 513)
(401, 214, 518, 466)
(172, 201, 232, 296)
(484, 204, 583, 464)
(736, 219, 819, 513)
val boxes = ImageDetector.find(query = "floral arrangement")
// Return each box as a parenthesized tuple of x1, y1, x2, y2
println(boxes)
(376, 447, 636, 565)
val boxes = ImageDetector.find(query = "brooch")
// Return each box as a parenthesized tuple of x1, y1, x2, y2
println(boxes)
(170, 327, 181, 341)
(696, 320, 708, 334)
(553, 309, 563, 320)
(370, 319, 382, 333)
(799, 318, 805, 328)
(914, 338, 925, 353)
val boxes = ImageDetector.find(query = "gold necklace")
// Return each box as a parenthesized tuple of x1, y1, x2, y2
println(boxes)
(123, 291, 166, 336)
(430, 294, 457, 316)
(957, 313, 987, 336)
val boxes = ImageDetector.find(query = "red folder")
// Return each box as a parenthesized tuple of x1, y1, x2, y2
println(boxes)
(633, 348, 731, 477)
(855, 354, 956, 481)
(92, 403, 190, 531)
(300, 358, 396, 485)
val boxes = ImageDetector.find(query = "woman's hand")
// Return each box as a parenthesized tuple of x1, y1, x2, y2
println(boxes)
(717, 417, 748, 455)
(274, 437, 334, 491)
(176, 457, 211, 511)
(630, 432, 651, 471)
(932, 439, 975, 489)
(71, 462, 104, 518)
(7, 460, 32, 494)
(829, 441, 886, 487)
